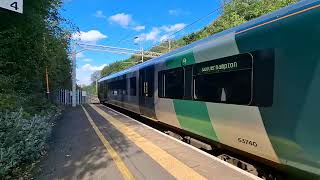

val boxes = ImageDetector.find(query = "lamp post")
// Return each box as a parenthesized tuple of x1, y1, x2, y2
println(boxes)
(72, 43, 77, 107)
(158, 38, 171, 52)
(134, 37, 144, 63)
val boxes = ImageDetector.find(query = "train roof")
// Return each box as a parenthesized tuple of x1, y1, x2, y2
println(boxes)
(99, 0, 318, 83)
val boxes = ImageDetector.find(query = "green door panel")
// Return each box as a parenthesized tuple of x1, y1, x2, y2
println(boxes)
(173, 99, 218, 141)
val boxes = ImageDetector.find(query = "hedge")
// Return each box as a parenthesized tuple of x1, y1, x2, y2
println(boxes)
(0, 105, 61, 178)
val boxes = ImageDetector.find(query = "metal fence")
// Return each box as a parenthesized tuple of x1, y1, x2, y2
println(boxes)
(56, 89, 87, 106)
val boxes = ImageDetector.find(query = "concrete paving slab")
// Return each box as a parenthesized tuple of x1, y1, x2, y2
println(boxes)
(34, 107, 123, 180)
(97, 104, 260, 180)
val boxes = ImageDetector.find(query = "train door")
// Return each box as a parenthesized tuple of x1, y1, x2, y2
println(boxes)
(120, 76, 125, 107)
(139, 66, 157, 119)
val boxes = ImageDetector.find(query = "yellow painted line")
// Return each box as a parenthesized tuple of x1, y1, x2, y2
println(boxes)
(81, 105, 135, 180)
(90, 104, 206, 180)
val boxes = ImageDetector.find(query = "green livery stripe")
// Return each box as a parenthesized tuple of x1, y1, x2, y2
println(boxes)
(165, 50, 195, 69)
(173, 100, 218, 141)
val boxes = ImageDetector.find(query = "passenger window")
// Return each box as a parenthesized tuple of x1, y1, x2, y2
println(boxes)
(159, 67, 184, 99)
(194, 70, 252, 104)
(193, 53, 253, 105)
(108, 78, 127, 96)
(129, 77, 136, 96)
(120, 79, 127, 95)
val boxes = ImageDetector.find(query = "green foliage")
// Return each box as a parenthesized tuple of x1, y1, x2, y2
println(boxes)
(0, 0, 73, 97)
(200, 0, 299, 38)
(0, 0, 74, 178)
(100, 0, 298, 78)
(0, 106, 61, 179)
(82, 83, 97, 96)
(101, 59, 134, 77)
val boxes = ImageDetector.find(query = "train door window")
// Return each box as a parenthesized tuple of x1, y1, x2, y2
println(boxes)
(184, 66, 193, 100)
(108, 80, 112, 95)
(103, 81, 107, 98)
(147, 68, 154, 97)
(120, 78, 127, 95)
(129, 77, 136, 96)
(193, 53, 253, 105)
(159, 67, 184, 99)
(140, 67, 154, 97)
(114, 80, 118, 95)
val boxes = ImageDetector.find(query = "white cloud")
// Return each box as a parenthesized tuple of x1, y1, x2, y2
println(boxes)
(168, 9, 189, 16)
(134, 27, 160, 43)
(77, 63, 107, 85)
(161, 23, 186, 32)
(78, 76, 91, 86)
(108, 13, 132, 27)
(77, 64, 107, 73)
(146, 28, 160, 40)
(72, 30, 107, 42)
(168, 9, 181, 16)
(94, 10, 106, 18)
(76, 52, 85, 59)
(133, 25, 145, 31)
(134, 23, 185, 43)
(82, 58, 92, 62)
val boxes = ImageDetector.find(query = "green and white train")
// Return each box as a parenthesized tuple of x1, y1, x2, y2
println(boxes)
(98, 0, 320, 178)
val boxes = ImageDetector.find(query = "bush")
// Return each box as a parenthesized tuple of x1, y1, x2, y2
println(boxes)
(0, 105, 61, 178)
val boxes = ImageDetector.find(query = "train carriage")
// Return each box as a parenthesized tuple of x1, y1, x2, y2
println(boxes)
(98, 0, 320, 178)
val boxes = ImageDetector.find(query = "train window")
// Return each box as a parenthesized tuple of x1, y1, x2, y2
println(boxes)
(107, 80, 113, 96)
(159, 67, 184, 99)
(193, 53, 253, 105)
(121, 79, 127, 95)
(129, 77, 136, 96)
(194, 70, 252, 104)
(108, 78, 127, 96)
(145, 68, 154, 97)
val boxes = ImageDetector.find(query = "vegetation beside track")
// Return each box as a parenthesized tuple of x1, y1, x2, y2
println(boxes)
(0, 105, 61, 179)
(0, 0, 74, 178)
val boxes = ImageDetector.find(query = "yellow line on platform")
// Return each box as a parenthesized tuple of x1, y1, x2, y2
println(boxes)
(81, 105, 135, 180)
(90, 104, 206, 180)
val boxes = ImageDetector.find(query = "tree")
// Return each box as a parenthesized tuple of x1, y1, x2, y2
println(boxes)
(101, 61, 133, 77)
(91, 70, 101, 82)
(0, 0, 75, 111)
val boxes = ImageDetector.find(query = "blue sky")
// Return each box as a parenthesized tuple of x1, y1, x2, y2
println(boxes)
(61, 0, 222, 85)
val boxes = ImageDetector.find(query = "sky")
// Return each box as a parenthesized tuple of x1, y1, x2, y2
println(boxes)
(60, 0, 223, 85)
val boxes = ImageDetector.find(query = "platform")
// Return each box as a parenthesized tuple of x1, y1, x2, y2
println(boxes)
(35, 104, 260, 180)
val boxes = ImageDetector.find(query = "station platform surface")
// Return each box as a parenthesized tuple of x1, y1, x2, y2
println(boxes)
(35, 104, 260, 180)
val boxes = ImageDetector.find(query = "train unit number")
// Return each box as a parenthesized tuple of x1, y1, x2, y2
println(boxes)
(237, 138, 258, 147)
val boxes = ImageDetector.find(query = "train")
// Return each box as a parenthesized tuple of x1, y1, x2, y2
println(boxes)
(98, 0, 320, 179)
